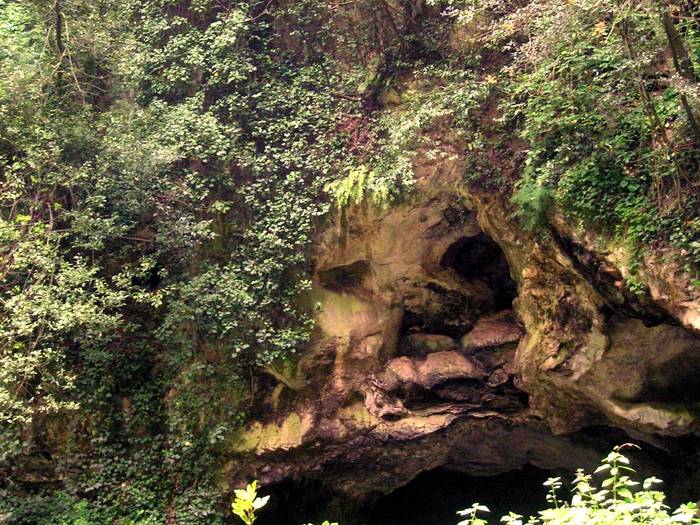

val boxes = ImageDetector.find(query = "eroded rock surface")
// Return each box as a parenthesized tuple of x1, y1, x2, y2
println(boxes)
(224, 169, 700, 508)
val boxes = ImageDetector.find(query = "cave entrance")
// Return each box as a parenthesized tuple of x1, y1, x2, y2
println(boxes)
(256, 478, 337, 525)
(366, 466, 559, 525)
(254, 466, 560, 525)
(252, 436, 700, 525)
(440, 233, 517, 312)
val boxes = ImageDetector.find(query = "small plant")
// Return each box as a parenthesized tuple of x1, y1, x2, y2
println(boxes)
(457, 444, 700, 525)
(326, 163, 410, 208)
(231, 481, 270, 525)
(326, 165, 376, 207)
(457, 503, 491, 525)
(510, 179, 553, 232)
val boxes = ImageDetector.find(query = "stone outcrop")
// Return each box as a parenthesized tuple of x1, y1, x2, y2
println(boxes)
(223, 154, 700, 511)
(18, 176, 696, 518)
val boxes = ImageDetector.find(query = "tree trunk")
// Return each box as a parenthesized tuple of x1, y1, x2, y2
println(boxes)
(659, 6, 700, 143)
(54, 0, 64, 90)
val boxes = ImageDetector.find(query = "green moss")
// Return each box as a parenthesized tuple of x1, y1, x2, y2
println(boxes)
(232, 412, 312, 453)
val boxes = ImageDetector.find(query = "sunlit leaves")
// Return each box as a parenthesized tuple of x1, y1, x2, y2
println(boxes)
(231, 481, 269, 525)
(457, 445, 700, 525)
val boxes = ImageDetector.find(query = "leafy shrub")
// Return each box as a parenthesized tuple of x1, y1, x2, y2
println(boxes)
(447, 0, 700, 273)
(328, 64, 487, 208)
(457, 445, 700, 525)
(510, 180, 553, 232)
(231, 481, 270, 525)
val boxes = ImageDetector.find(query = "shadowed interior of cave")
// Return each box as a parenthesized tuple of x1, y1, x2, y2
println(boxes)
(254, 428, 700, 525)
(400, 231, 520, 338)
(440, 233, 517, 311)
(256, 478, 336, 525)
(634, 350, 700, 403)
(256, 467, 563, 525)
(366, 466, 558, 525)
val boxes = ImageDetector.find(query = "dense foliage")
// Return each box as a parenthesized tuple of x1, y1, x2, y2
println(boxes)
(476, 0, 700, 274)
(0, 0, 698, 523)
(1, 0, 353, 522)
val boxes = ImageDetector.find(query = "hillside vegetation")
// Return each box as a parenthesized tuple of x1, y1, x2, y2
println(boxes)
(0, 0, 699, 523)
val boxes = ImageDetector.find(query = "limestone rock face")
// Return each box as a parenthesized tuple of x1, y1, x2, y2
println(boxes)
(224, 170, 700, 506)
(461, 310, 522, 351)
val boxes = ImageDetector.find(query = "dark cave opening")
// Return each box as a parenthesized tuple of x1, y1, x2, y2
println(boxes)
(255, 467, 564, 525)
(635, 351, 700, 404)
(399, 232, 520, 340)
(367, 466, 559, 525)
(253, 431, 700, 525)
(318, 260, 372, 292)
(256, 478, 336, 525)
(400, 283, 476, 339)
(440, 233, 517, 312)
